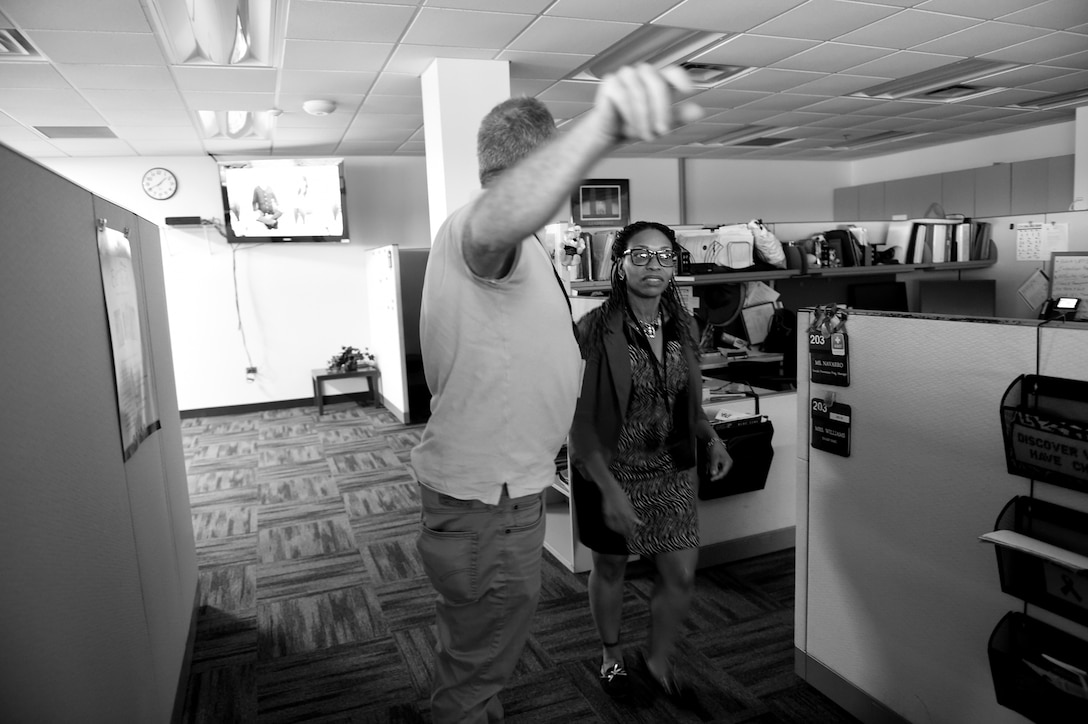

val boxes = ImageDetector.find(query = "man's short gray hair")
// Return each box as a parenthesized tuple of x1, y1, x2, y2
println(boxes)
(477, 97, 556, 187)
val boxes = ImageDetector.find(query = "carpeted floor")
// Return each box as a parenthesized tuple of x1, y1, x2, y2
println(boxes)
(179, 401, 858, 723)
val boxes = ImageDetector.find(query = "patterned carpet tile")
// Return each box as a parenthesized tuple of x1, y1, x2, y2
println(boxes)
(258, 443, 327, 469)
(256, 638, 417, 723)
(258, 515, 356, 564)
(188, 440, 258, 469)
(183, 661, 257, 724)
(343, 482, 419, 518)
(258, 585, 388, 660)
(358, 534, 426, 583)
(351, 510, 419, 544)
(328, 448, 403, 476)
(198, 563, 256, 612)
(194, 533, 259, 569)
(335, 468, 417, 495)
(259, 421, 318, 441)
(392, 626, 438, 701)
(192, 505, 256, 540)
(191, 607, 258, 669)
(258, 473, 339, 505)
(257, 551, 370, 604)
(188, 467, 257, 495)
(372, 578, 437, 633)
(259, 499, 349, 529)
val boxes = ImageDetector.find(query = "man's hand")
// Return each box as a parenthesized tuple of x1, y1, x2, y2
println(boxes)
(592, 64, 705, 144)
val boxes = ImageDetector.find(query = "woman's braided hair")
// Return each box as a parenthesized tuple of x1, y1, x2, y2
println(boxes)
(577, 220, 700, 358)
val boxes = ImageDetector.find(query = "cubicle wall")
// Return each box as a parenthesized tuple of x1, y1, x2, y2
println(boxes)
(796, 310, 1088, 724)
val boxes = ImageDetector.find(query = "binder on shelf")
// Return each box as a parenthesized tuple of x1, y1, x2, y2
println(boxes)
(1000, 374, 1088, 493)
(988, 611, 1088, 722)
(981, 496, 1088, 627)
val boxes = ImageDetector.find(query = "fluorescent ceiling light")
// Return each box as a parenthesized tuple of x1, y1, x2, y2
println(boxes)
(854, 58, 1019, 100)
(569, 25, 742, 87)
(198, 110, 271, 139)
(823, 131, 924, 150)
(145, 0, 284, 66)
(695, 126, 798, 147)
(0, 28, 44, 61)
(1014, 87, 1088, 110)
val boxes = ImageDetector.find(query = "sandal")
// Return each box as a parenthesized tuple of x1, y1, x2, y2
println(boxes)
(599, 661, 630, 699)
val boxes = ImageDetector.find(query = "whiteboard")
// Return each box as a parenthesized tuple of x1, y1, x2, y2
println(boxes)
(1049, 251, 1088, 299)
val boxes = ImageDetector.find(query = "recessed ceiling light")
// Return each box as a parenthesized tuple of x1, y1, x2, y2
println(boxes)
(1014, 87, 1088, 110)
(854, 59, 1019, 101)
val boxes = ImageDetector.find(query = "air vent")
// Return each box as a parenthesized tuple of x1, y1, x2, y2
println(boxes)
(0, 28, 45, 61)
(679, 62, 751, 86)
(35, 126, 118, 139)
(1015, 87, 1088, 110)
(854, 58, 1018, 100)
(825, 131, 922, 150)
(734, 137, 795, 147)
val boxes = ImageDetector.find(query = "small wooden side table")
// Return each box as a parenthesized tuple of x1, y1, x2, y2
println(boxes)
(311, 366, 381, 415)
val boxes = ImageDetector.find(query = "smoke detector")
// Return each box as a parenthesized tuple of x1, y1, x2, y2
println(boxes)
(303, 99, 336, 116)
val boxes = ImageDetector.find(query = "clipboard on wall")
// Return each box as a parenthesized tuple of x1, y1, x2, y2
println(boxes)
(1048, 252, 1088, 321)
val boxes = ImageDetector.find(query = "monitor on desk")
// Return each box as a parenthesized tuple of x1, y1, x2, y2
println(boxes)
(847, 281, 909, 313)
(918, 279, 995, 317)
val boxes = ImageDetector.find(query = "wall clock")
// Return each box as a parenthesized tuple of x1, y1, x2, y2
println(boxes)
(141, 167, 178, 200)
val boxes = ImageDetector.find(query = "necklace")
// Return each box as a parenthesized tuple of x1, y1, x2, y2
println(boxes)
(636, 312, 663, 339)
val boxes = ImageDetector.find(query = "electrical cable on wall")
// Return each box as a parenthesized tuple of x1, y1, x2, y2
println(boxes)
(232, 243, 257, 381)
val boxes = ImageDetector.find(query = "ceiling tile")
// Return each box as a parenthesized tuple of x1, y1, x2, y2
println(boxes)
(697, 34, 819, 68)
(998, 0, 1088, 30)
(1, 0, 153, 33)
(509, 78, 554, 96)
(203, 139, 273, 155)
(272, 105, 356, 128)
(369, 73, 423, 96)
(426, 0, 552, 11)
(96, 107, 194, 126)
(286, 1, 416, 42)
(183, 91, 276, 112)
(0, 62, 69, 88)
(56, 63, 174, 90)
(984, 31, 1088, 64)
(845, 50, 959, 78)
(545, 0, 684, 23)
(720, 68, 823, 93)
(1024, 68, 1088, 92)
(173, 67, 278, 93)
(538, 99, 593, 120)
(82, 88, 187, 111)
(508, 17, 637, 55)
(343, 114, 424, 135)
(125, 138, 207, 155)
(536, 80, 599, 102)
(770, 42, 892, 73)
(656, 0, 808, 34)
(111, 125, 202, 142)
(915, 0, 1049, 20)
(361, 95, 424, 114)
(24, 30, 164, 65)
(279, 70, 378, 96)
(737, 93, 823, 112)
(835, 9, 980, 49)
(493, 50, 594, 81)
(335, 140, 406, 155)
(384, 45, 498, 75)
(282, 40, 394, 72)
(1046, 50, 1088, 71)
(46, 138, 136, 156)
(690, 87, 771, 110)
(912, 20, 1050, 56)
(1, 138, 65, 157)
(402, 8, 533, 48)
(790, 73, 890, 96)
(751, 0, 902, 41)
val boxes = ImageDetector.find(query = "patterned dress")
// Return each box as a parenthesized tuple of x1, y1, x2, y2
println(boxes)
(609, 320, 699, 555)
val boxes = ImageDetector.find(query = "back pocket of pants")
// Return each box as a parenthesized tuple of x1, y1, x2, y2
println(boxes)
(418, 528, 478, 603)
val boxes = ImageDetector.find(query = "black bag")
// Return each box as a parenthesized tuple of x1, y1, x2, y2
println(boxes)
(697, 392, 775, 500)
(823, 229, 865, 267)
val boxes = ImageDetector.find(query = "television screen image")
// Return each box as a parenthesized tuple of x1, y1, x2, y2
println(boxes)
(219, 158, 348, 243)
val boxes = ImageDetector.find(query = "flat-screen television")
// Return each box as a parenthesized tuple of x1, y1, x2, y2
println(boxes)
(218, 158, 348, 243)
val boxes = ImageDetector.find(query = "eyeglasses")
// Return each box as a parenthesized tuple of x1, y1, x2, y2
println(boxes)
(623, 247, 677, 267)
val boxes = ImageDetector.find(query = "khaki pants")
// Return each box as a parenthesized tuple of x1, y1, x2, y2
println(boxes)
(417, 484, 546, 723)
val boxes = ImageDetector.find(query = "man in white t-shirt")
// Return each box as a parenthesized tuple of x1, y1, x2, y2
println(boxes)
(411, 64, 704, 723)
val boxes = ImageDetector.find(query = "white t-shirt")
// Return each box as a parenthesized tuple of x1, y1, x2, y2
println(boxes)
(410, 200, 582, 504)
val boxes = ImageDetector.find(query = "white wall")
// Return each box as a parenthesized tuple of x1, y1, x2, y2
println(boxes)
(686, 158, 852, 223)
(851, 121, 1077, 185)
(41, 155, 431, 411)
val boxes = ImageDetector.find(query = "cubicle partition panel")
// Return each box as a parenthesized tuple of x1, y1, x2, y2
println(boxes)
(795, 311, 1088, 724)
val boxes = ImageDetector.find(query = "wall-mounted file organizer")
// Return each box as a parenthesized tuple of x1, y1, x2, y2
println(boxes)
(988, 611, 1088, 723)
(980, 496, 1088, 627)
(1000, 374, 1088, 493)
(696, 391, 774, 500)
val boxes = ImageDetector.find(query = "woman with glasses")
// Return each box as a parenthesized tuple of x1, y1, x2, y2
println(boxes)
(570, 220, 732, 704)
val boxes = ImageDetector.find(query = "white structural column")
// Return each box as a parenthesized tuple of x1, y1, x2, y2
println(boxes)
(1074, 106, 1087, 211)
(421, 58, 511, 242)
